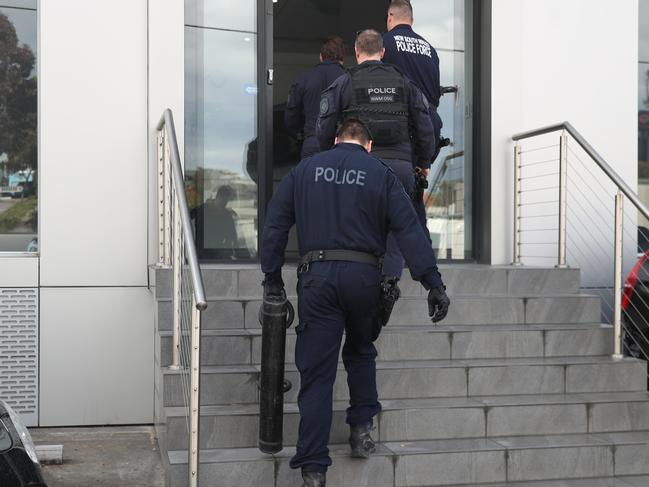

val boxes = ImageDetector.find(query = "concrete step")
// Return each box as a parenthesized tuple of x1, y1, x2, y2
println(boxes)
(164, 431, 649, 486)
(158, 324, 614, 367)
(161, 356, 647, 407)
(161, 392, 649, 450)
(152, 265, 582, 300)
(156, 294, 601, 331)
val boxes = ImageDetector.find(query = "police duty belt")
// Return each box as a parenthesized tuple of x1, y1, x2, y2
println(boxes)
(298, 250, 382, 273)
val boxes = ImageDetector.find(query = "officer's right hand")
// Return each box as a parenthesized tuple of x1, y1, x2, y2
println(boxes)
(263, 272, 285, 299)
(428, 286, 450, 323)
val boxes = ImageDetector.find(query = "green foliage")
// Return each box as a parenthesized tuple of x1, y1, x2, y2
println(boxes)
(0, 12, 37, 173)
(0, 196, 37, 232)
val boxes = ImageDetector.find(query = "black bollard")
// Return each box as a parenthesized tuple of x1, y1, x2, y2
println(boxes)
(258, 292, 294, 454)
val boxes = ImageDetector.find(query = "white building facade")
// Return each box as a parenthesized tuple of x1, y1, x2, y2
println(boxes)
(0, 0, 644, 426)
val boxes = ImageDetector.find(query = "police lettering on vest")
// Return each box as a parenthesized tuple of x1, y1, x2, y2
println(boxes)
(314, 167, 366, 186)
(367, 87, 397, 103)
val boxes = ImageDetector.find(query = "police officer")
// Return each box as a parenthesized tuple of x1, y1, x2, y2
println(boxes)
(316, 29, 435, 284)
(261, 119, 450, 487)
(285, 36, 347, 159)
(383, 0, 442, 156)
(383, 0, 445, 232)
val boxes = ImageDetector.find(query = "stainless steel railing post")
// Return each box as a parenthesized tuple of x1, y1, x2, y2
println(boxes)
(157, 131, 166, 266)
(189, 294, 202, 487)
(513, 144, 522, 266)
(557, 132, 568, 268)
(613, 190, 624, 359)
(170, 189, 183, 370)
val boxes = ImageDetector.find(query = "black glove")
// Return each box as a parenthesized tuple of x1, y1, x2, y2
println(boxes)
(428, 286, 450, 323)
(262, 272, 285, 298)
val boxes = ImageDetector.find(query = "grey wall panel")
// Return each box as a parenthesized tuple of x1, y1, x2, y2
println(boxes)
(40, 287, 154, 426)
(39, 0, 148, 286)
(0, 288, 38, 427)
(0, 257, 38, 287)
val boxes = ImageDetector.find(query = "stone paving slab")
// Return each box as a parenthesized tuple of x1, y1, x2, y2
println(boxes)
(30, 426, 165, 487)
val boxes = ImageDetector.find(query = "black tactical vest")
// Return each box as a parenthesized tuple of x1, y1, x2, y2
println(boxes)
(344, 63, 410, 146)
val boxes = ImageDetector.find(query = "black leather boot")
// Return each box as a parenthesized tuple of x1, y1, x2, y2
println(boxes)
(301, 471, 326, 487)
(349, 423, 376, 458)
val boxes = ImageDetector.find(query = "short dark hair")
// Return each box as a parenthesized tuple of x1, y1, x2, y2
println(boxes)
(321, 36, 346, 62)
(388, 0, 413, 19)
(355, 29, 383, 56)
(337, 119, 372, 145)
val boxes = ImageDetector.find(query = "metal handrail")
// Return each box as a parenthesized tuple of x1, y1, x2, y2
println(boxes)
(511, 121, 646, 359)
(156, 109, 207, 310)
(428, 150, 465, 195)
(513, 122, 649, 223)
(156, 108, 206, 487)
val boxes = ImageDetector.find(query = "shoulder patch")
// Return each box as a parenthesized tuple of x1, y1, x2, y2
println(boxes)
(319, 97, 329, 116)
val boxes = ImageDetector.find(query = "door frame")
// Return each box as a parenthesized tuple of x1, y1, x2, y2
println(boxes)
(256, 0, 492, 263)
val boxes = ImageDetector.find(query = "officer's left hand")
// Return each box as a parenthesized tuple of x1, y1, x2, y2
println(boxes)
(427, 286, 450, 323)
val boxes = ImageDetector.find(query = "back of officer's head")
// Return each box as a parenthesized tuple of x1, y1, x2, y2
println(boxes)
(335, 119, 373, 152)
(355, 30, 384, 61)
(388, 0, 414, 26)
(320, 36, 345, 63)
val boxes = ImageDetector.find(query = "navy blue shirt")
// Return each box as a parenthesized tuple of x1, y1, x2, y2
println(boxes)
(284, 60, 347, 138)
(383, 25, 441, 108)
(261, 143, 443, 289)
(316, 61, 435, 166)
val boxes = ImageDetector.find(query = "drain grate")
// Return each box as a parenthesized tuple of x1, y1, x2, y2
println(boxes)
(0, 288, 38, 426)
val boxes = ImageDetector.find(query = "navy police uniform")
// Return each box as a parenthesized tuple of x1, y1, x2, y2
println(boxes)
(316, 60, 435, 279)
(383, 24, 443, 146)
(285, 60, 347, 159)
(260, 143, 443, 474)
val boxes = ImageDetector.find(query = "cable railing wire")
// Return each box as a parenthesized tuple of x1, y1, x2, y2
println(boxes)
(157, 109, 207, 487)
(513, 122, 649, 376)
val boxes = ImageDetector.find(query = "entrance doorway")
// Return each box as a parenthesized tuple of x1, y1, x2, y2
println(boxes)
(271, 0, 473, 260)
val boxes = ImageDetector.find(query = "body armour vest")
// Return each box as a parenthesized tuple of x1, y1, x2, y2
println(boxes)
(344, 63, 410, 147)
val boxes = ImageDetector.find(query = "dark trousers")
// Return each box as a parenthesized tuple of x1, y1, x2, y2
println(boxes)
(301, 135, 321, 159)
(289, 261, 382, 473)
(382, 158, 416, 279)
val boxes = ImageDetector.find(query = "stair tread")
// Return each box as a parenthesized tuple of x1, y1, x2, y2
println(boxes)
(158, 323, 613, 337)
(162, 355, 643, 375)
(167, 431, 649, 465)
(453, 478, 649, 487)
(163, 391, 649, 418)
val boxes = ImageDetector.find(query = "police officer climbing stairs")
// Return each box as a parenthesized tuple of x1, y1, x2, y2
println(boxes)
(260, 119, 450, 487)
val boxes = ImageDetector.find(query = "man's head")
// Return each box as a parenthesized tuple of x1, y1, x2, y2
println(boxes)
(387, 0, 414, 32)
(320, 36, 346, 64)
(354, 29, 384, 64)
(335, 119, 373, 153)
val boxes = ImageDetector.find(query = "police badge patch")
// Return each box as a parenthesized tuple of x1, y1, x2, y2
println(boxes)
(320, 97, 329, 116)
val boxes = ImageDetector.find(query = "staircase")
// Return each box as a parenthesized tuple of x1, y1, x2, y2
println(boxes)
(152, 264, 649, 487)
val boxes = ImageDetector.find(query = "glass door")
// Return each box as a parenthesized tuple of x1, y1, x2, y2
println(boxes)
(271, 0, 473, 260)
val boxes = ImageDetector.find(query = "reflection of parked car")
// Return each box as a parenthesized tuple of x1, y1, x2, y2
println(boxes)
(0, 400, 47, 486)
(622, 250, 649, 360)
(0, 170, 35, 198)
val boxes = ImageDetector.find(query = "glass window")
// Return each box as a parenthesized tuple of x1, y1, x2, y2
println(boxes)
(185, 26, 258, 260)
(0, 5, 37, 253)
(185, 0, 256, 32)
(413, 0, 472, 259)
(641, 0, 649, 63)
(640, 1, 649, 230)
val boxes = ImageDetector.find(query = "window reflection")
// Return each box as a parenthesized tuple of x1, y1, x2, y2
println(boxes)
(185, 26, 258, 260)
(639, 1, 649, 230)
(0, 6, 37, 253)
(185, 0, 256, 32)
(413, 0, 471, 259)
